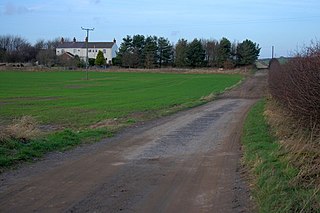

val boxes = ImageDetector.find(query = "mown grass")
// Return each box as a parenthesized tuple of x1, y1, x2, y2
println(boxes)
(242, 100, 319, 212)
(0, 70, 242, 170)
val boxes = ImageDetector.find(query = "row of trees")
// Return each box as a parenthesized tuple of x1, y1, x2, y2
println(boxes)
(114, 35, 173, 68)
(114, 35, 260, 68)
(0, 34, 260, 69)
(0, 35, 37, 63)
(0, 35, 112, 68)
(0, 35, 87, 68)
(0, 35, 64, 64)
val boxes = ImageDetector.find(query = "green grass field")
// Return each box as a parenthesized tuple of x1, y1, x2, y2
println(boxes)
(0, 70, 242, 169)
(0, 71, 242, 128)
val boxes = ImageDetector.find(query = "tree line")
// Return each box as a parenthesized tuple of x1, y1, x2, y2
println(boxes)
(113, 35, 173, 68)
(114, 35, 260, 68)
(0, 35, 84, 67)
(0, 34, 260, 69)
(0, 35, 60, 64)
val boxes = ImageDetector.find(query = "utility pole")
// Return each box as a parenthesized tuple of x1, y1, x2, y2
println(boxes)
(81, 27, 94, 80)
(272, 46, 275, 59)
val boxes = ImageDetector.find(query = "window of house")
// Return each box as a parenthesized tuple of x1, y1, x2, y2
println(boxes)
(61, 49, 65, 53)
(73, 49, 76, 54)
(103, 49, 106, 53)
(89, 49, 91, 52)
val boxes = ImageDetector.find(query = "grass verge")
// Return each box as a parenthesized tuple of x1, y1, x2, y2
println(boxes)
(242, 100, 319, 212)
(0, 128, 113, 172)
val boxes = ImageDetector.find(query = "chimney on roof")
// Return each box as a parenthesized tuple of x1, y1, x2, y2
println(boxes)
(113, 38, 116, 43)
(60, 37, 64, 44)
(73, 37, 76, 43)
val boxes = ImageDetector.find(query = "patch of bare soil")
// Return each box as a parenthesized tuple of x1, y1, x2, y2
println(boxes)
(64, 85, 86, 89)
(220, 70, 268, 99)
(0, 70, 267, 212)
(3, 96, 61, 102)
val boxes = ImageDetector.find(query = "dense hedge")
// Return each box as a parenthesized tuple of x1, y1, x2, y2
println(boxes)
(268, 46, 320, 133)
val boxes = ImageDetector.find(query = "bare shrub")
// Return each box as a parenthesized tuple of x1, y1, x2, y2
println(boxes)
(269, 43, 320, 136)
(3, 116, 40, 142)
(223, 59, 235, 69)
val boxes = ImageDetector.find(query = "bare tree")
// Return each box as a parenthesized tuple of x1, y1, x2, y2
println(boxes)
(0, 35, 35, 62)
(202, 39, 219, 67)
(36, 49, 56, 67)
(269, 43, 320, 133)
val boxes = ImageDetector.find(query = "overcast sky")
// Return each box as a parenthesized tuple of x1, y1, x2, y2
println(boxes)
(1, 0, 320, 58)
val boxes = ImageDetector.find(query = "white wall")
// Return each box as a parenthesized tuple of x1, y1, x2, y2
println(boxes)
(56, 44, 117, 64)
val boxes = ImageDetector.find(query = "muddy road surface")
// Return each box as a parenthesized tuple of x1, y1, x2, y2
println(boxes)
(0, 71, 267, 213)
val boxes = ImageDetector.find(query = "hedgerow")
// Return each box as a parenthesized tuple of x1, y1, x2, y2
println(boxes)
(268, 43, 320, 136)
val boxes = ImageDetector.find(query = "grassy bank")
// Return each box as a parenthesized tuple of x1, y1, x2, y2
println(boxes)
(0, 70, 242, 170)
(242, 100, 319, 212)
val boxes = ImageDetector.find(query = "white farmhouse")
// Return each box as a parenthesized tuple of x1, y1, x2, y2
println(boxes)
(56, 37, 118, 64)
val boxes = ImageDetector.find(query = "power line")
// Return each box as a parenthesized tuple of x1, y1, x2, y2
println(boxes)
(118, 16, 320, 29)
(81, 27, 94, 80)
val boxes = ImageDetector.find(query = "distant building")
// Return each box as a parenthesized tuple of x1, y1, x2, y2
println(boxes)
(56, 37, 118, 64)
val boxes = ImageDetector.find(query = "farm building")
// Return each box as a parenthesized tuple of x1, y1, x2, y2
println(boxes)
(56, 37, 118, 64)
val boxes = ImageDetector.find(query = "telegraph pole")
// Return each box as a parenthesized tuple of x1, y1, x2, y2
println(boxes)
(81, 27, 94, 80)
(272, 46, 275, 59)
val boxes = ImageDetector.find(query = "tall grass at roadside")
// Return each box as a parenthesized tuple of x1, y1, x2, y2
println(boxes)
(0, 128, 113, 171)
(242, 100, 319, 212)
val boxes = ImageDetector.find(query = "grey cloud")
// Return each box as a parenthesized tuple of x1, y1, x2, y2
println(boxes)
(4, 2, 32, 15)
(91, 0, 101, 4)
(171, 31, 180, 36)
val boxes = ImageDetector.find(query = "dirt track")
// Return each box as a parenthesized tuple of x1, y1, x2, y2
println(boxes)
(0, 70, 267, 212)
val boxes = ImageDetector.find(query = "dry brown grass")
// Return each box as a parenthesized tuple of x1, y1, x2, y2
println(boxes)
(264, 98, 320, 188)
(0, 116, 40, 143)
(0, 65, 252, 74)
(200, 93, 216, 102)
(89, 111, 153, 130)
(89, 118, 121, 129)
(102, 66, 252, 75)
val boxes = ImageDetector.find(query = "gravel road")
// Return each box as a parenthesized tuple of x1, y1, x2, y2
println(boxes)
(0, 71, 267, 212)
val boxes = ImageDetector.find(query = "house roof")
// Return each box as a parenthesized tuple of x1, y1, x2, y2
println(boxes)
(59, 52, 75, 60)
(57, 42, 115, 49)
